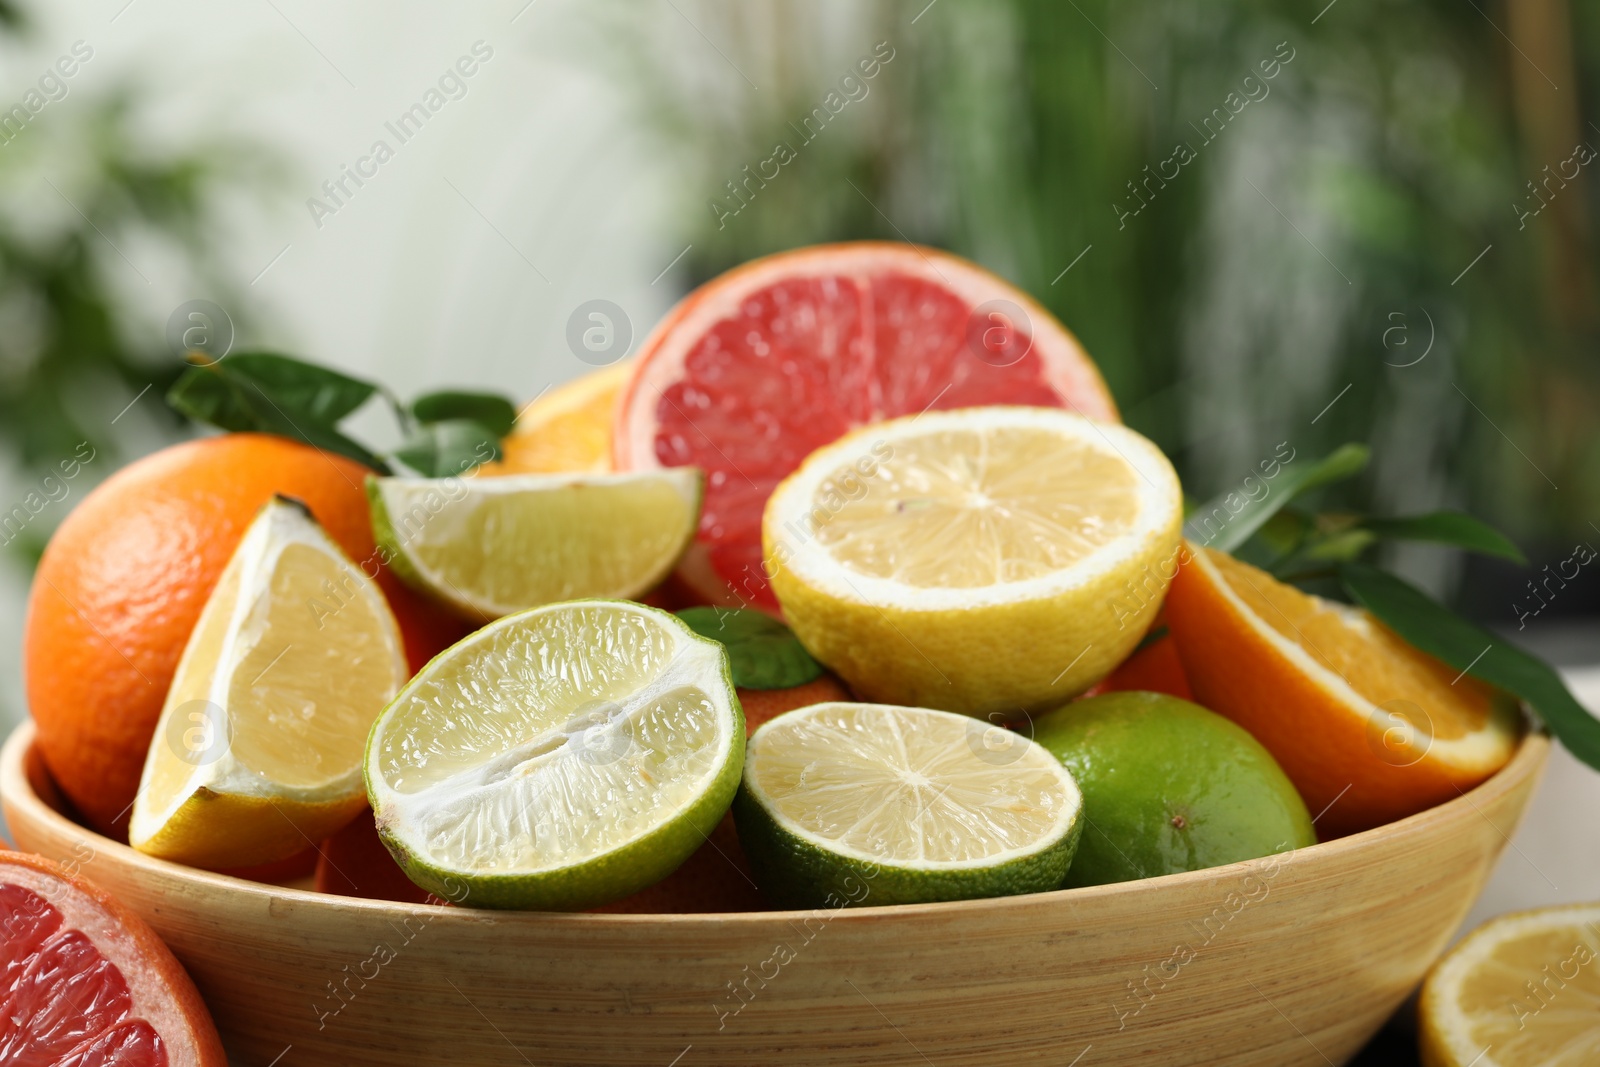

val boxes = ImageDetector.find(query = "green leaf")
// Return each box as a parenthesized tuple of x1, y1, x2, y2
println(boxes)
(167, 365, 259, 432)
(1184, 444, 1370, 554)
(675, 607, 824, 690)
(391, 419, 503, 477)
(411, 391, 517, 438)
(166, 362, 389, 471)
(220, 352, 378, 425)
(1340, 562, 1600, 771)
(1360, 511, 1527, 564)
(1302, 527, 1377, 563)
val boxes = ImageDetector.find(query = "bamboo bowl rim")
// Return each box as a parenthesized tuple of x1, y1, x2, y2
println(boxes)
(0, 720, 1549, 925)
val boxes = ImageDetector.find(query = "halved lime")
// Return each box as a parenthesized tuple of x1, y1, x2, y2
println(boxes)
(130, 497, 407, 869)
(734, 703, 1083, 908)
(364, 599, 743, 910)
(368, 469, 702, 621)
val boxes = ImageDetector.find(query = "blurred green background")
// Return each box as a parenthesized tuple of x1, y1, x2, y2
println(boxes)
(4, 0, 1597, 631)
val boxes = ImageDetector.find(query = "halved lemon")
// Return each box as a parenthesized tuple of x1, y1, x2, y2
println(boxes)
(735, 702, 1083, 907)
(1165, 545, 1521, 836)
(369, 468, 701, 622)
(364, 600, 743, 910)
(129, 497, 407, 869)
(763, 406, 1183, 717)
(1420, 903, 1600, 1066)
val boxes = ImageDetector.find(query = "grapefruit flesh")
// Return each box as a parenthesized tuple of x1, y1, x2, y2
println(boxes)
(0, 852, 225, 1067)
(614, 243, 1118, 609)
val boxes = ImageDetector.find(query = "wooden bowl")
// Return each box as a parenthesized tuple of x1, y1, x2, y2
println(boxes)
(2, 722, 1546, 1067)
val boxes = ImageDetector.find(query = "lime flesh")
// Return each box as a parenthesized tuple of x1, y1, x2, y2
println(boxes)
(368, 469, 702, 621)
(735, 702, 1083, 908)
(364, 600, 743, 910)
(1032, 691, 1315, 887)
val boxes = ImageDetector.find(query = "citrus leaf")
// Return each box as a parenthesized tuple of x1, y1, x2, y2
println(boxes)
(1340, 562, 1600, 771)
(166, 362, 389, 471)
(391, 419, 502, 477)
(411, 391, 517, 438)
(675, 607, 823, 690)
(1360, 511, 1527, 564)
(166, 365, 258, 432)
(220, 352, 377, 425)
(1185, 444, 1370, 554)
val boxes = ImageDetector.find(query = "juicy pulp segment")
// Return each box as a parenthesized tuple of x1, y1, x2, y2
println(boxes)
(375, 471, 700, 617)
(746, 704, 1076, 866)
(1207, 549, 1503, 743)
(811, 424, 1142, 588)
(228, 543, 401, 787)
(0, 884, 165, 1067)
(371, 603, 736, 876)
(1459, 926, 1600, 1059)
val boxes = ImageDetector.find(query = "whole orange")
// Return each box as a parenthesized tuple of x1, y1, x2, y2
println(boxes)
(23, 433, 468, 838)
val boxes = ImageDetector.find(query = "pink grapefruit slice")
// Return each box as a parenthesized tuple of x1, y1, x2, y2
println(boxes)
(0, 851, 226, 1067)
(614, 242, 1119, 609)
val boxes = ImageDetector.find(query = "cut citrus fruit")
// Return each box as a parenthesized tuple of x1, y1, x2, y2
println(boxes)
(763, 406, 1183, 717)
(1164, 545, 1521, 837)
(368, 469, 702, 622)
(129, 497, 407, 870)
(1419, 903, 1600, 1067)
(734, 702, 1083, 908)
(364, 600, 744, 910)
(0, 849, 226, 1066)
(478, 360, 631, 476)
(614, 242, 1120, 609)
(24, 432, 465, 838)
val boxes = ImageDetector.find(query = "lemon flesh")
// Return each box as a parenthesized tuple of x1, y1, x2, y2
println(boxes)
(364, 600, 743, 910)
(1421, 904, 1600, 1067)
(369, 469, 702, 622)
(735, 702, 1083, 908)
(130, 497, 406, 869)
(764, 407, 1183, 717)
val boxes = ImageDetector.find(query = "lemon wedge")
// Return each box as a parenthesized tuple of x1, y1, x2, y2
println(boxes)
(129, 497, 406, 869)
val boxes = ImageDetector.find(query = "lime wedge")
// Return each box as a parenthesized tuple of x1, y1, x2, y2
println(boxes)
(364, 600, 744, 910)
(734, 703, 1083, 908)
(368, 469, 702, 621)
(130, 497, 407, 869)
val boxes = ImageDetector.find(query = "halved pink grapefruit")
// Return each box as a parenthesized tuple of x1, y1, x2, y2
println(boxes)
(614, 242, 1119, 609)
(0, 850, 226, 1067)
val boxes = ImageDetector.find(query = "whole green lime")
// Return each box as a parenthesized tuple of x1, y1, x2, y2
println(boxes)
(1032, 691, 1315, 888)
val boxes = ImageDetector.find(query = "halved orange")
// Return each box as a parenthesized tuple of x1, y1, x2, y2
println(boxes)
(0, 850, 226, 1065)
(1164, 545, 1520, 836)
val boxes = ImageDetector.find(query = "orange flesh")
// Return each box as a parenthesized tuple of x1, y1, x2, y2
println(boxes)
(1206, 550, 1499, 742)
